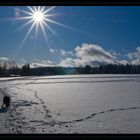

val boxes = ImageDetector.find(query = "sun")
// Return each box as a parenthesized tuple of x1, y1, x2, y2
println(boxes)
(15, 6, 58, 46)
(33, 11, 44, 23)
(5, 6, 82, 58)
(13, 6, 76, 50)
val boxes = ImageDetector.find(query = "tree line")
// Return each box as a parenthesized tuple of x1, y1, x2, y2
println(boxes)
(76, 64, 140, 74)
(1, 62, 140, 77)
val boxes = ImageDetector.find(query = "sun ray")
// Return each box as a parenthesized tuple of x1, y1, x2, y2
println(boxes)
(17, 19, 34, 31)
(42, 20, 56, 35)
(40, 22, 51, 48)
(40, 22, 48, 41)
(13, 6, 85, 53)
(42, 20, 65, 44)
(20, 21, 36, 48)
(16, 20, 36, 58)
(15, 8, 33, 16)
(13, 16, 33, 21)
(42, 6, 56, 14)
(40, 6, 45, 12)
(0, 16, 32, 22)
(44, 16, 91, 38)
(44, 18, 77, 31)
(27, 6, 35, 13)
(14, 6, 81, 43)
(38, 6, 41, 12)
(44, 13, 64, 18)
(33, 6, 38, 12)
(35, 22, 39, 35)
(35, 22, 39, 40)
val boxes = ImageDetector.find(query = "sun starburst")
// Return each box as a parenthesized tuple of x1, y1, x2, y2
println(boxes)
(15, 6, 59, 46)
(7, 6, 84, 56)
(33, 11, 44, 23)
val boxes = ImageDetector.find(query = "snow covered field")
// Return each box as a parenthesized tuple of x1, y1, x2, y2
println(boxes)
(0, 74, 140, 133)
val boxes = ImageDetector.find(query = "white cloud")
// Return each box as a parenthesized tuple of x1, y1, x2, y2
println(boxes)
(59, 49, 73, 57)
(58, 58, 79, 67)
(128, 47, 140, 60)
(127, 47, 140, 65)
(131, 59, 140, 65)
(119, 60, 129, 65)
(20, 58, 27, 63)
(58, 43, 118, 67)
(0, 57, 9, 61)
(109, 50, 120, 58)
(30, 59, 55, 68)
(50, 48, 58, 54)
(75, 44, 114, 59)
(50, 48, 73, 57)
(3, 44, 140, 69)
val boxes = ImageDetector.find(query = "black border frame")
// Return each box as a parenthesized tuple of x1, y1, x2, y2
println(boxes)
(0, 0, 140, 139)
(0, 0, 139, 6)
(1, 134, 140, 139)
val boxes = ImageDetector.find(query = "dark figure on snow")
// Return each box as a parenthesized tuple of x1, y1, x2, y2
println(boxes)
(1, 96, 10, 108)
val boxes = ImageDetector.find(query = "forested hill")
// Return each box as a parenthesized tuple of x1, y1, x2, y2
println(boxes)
(1, 63, 140, 77)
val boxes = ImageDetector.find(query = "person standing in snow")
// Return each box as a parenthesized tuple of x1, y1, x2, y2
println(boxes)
(1, 95, 10, 108)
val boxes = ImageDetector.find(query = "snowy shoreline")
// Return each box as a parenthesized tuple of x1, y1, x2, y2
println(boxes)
(0, 88, 9, 133)
(0, 74, 140, 133)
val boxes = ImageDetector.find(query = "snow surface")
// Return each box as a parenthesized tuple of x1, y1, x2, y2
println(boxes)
(0, 74, 140, 133)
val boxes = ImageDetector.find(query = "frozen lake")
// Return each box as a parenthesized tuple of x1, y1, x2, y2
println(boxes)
(0, 74, 140, 133)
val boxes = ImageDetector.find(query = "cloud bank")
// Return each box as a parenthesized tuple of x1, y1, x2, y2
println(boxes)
(2, 43, 140, 68)
(50, 48, 73, 57)
(58, 44, 119, 67)
(128, 47, 140, 65)
(30, 59, 55, 68)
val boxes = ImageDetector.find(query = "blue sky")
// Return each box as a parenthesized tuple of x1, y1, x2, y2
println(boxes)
(0, 6, 140, 67)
